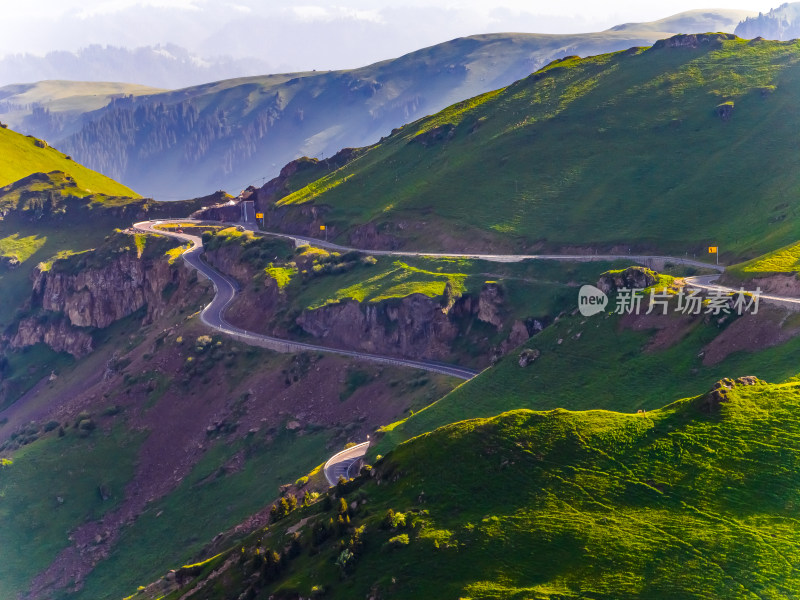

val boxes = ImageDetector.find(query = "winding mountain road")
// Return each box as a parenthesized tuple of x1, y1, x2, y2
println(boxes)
(239, 218, 724, 271)
(135, 217, 794, 382)
(684, 274, 800, 309)
(132, 220, 479, 380)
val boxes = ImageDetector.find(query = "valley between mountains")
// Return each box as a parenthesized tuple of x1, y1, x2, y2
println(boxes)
(5, 23, 800, 600)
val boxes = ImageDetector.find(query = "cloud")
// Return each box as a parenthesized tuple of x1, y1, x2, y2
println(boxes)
(227, 3, 252, 13)
(75, 0, 203, 18)
(287, 5, 383, 23)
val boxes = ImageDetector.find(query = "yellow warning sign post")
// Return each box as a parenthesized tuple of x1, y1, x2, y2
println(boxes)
(320, 224, 327, 241)
(708, 246, 719, 265)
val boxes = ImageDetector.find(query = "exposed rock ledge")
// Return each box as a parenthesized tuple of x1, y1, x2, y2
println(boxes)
(7, 244, 192, 357)
(10, 316, 94, 357)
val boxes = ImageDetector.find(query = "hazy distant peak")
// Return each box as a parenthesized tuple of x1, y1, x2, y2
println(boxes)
(0, 44, 274, 89)
(608, 8, 758, 34)
(735, 2, 800, 40)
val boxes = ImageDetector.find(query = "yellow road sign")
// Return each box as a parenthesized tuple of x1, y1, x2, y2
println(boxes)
(320, 225, 326, 231)
(255, 213, 264, 219)
(708, 246, 718, 254)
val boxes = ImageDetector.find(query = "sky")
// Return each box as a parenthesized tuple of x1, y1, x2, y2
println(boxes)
(0, 0, 785, 70)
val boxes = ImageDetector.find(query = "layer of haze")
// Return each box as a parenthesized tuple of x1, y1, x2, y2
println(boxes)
(2, 1, 779, 72)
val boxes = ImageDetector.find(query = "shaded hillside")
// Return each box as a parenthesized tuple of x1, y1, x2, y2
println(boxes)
(261, 34, 800, 260)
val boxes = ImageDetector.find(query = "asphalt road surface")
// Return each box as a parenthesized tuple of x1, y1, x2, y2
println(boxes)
(684, 274, 800, 309)
(323, 441, 371, 485)
(136, 218, 800, 381)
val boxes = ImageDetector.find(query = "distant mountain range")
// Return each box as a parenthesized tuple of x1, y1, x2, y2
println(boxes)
(0, 9, 758, 199)
(735, 2, 800, 39)
(0, 44, 273, 90)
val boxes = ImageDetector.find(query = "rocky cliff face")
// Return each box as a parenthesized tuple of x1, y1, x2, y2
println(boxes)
(295, 283, 530, 364)
(297, 294, 459, 361)
(190, 201, 241, 223)
(205, 241, 537, 365)
(9, 316, 94, 357)
(31, 252, 183, 329)
(597, 266, 658, 294)
(7, 243, 193, 357)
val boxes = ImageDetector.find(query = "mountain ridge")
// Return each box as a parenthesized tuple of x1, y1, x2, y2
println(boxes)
(0, 9, 760, 199)
(249, 33, 800, 261)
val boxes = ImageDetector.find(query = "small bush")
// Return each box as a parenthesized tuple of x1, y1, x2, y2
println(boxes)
(382, 508, 406, 530)
(194, 335, 213, 353)
(387, 533, 410, 548)
(78, 418, 96, 432)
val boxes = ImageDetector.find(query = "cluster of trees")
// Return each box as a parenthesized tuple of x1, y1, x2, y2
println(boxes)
(269, 493, 299, 521)
(20, 105, 68, 139)
(735, 6, 800, 40)
(63, 98, 202, 180)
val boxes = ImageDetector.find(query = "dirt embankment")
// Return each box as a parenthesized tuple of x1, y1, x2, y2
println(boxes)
(721, 272, 800, 298)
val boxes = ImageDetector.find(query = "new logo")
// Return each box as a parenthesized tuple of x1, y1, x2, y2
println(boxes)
(578, 285, 608, 316)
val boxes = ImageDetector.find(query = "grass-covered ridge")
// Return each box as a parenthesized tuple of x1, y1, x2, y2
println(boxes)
(266, 35, 800, 261)
(128, 377, 800, 599)
(725, 239, 800, 278)
(376, 304, 800, 452)
(0, 125, 139, 197)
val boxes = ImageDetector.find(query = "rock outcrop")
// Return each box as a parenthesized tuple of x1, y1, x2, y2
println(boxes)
(0, 255, 20, 270)
(296, 294, 459, 361)
(652, 33, 735, 51)
(294, 282, 534, 364)
(698, 376, 763, 412)
(597, 266, 658, 294)
(191, 201, 241, 223)
(715, 102, 734, 122)
(10, 316, 94, 357)
(8, 240, 194, 356)
(31, 252, 184, 329)
(518, 348, 541, 367)
(477, 282, 505, 327)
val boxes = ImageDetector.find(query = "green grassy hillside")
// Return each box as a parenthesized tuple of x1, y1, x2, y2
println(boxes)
(377, 299, 800, 452)
(725, 239, 800, 278)
(128, 376, 800, 599)
(269, 34, 800, 262)
(0, 126, 139, 197)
